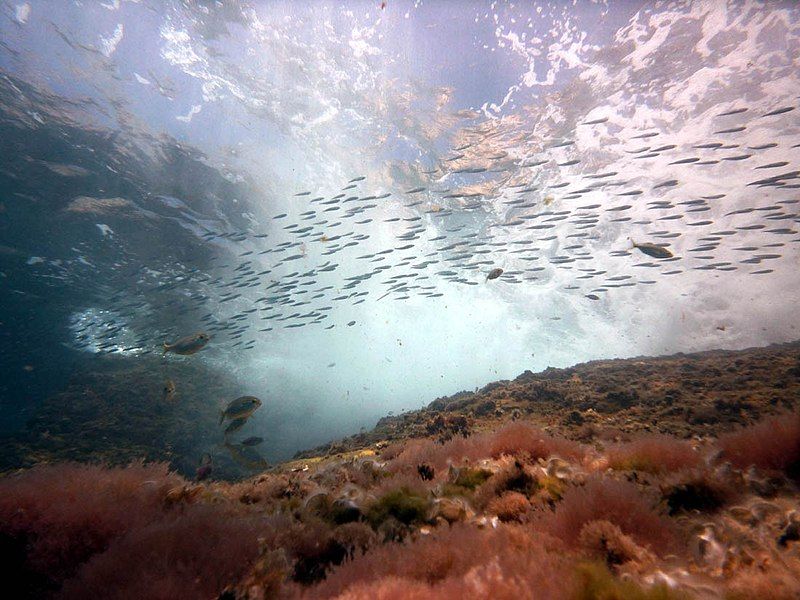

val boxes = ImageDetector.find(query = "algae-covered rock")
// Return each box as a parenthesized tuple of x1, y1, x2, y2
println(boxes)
(367, 487, 431, 527)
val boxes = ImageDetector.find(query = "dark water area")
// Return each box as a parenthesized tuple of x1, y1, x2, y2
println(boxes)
(0, 76, 228, 422)
(0, 76, 288, 475)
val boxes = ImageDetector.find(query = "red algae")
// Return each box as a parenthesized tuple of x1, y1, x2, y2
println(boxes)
(59, 505, 266, 600)
(386, 421, 582, 476)
(472, 459, 538, 509)
(544, 477, 676, 555)
(486, 491, 531, 522)
(606, 434, 702, 474)
(725, 568, 800, 600)
(660, 467, 741, 515)
(385, 437, 485, 475)
(717, 410, 800, 479)
(3, 354, 800, 599)
(304, 524, 574, 600)
(0, 462, 280, 598)
(577, 520, 656, 568)
(0, 461, 183, 590)
(488, 422, 583, 462)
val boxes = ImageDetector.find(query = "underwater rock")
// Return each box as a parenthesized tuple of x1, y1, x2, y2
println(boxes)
(661, 469, 739, 515)
(2, 345, 800, 598)
(330, 498, 362, 525)
(3, 408, 800, 598)
(291, 343, 800, 461)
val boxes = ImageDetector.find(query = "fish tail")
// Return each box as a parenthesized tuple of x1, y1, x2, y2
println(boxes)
(219, 410, 224, 425)
(162, 342, 170, 354)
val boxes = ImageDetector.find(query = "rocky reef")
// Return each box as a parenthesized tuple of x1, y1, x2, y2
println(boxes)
(298, 341, 800, 458)
(0, 355, 257, 480)
(1, 342, 799, 599)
